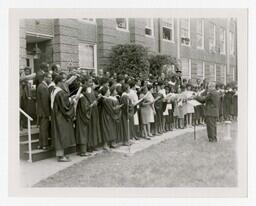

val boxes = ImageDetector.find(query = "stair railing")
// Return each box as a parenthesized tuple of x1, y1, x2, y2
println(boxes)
(19, 108, 33, 162)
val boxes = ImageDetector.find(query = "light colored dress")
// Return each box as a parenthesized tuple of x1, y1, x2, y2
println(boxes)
(173, 93, 185, 118)
(182, 90, 195, 114)
(140, 92, 155, 124)
(128, 89, 139, 125)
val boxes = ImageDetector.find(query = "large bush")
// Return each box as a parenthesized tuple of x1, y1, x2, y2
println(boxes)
(108, 44, 150, 78)
(148, 54, 180, 77)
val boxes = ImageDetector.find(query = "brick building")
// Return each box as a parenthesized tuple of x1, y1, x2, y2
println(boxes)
(20, 18, 237, 84)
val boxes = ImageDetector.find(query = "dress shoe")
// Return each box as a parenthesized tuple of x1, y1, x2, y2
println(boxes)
(58, 156, 71, 162)
(80, 153, 91, 157)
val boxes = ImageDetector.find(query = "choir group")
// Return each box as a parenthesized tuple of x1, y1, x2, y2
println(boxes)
(20, 63, 238, 162)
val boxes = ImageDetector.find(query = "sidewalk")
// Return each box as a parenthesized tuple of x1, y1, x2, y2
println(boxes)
(20, 125, 206, 187)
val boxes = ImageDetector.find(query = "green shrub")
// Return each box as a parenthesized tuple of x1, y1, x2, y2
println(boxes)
(108, 44, 150, 78)
(148, 54, 180, 77)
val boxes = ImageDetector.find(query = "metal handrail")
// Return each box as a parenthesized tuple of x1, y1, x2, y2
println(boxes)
(19, 108, 33, 121)
(20, 108, 33, 162)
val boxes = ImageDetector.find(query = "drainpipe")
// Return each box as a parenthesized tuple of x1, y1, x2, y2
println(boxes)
(158, 18, 161, 54)
(177, 18, 180, 60)
(226, 18, 230, 85)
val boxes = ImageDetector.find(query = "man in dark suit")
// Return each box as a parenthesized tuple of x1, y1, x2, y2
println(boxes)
(195, 82, 220, 142)
(36, 72, 52, 149)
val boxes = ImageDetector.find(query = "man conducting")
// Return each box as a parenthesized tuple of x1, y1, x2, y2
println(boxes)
(195, 81, 220, 142)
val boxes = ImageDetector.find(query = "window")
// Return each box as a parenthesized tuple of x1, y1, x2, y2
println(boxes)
(196, 61, 204, 77)
(229, 31, 235, 55)
(191, 60, 203, 80)
(162, 18, 174, 42)
(233, 67, 236, 81)
(227, 66, 236, 82)
(209, 22, 216, 52)
(196, 19, 204, 49)
(79, 43, 97, 70)
(180, 18, 190, 46)
(80, 18, 96, 24)
(220, 27, 226, 54)
(205, 63, 216, 81)
(145, 19, 154, 36)
(181, 58, 191, 79)
(216, 64, 226, 83)
(116, 18, 129, 31)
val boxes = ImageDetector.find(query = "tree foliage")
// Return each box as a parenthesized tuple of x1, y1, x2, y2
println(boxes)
(148, 54, 180, 77)
(108, 44, 150, 78)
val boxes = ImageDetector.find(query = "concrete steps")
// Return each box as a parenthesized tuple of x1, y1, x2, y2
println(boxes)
(20, 126, 76, 162)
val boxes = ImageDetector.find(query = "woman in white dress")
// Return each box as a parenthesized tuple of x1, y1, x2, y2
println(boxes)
(182, 84, 195, 128)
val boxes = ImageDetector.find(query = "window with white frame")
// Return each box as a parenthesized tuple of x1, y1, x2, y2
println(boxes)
(216, 64, 226, 83)
(196, 19, 204, 49)
(205, 63, 216, 81)
(232, 66, 236, 81)
(229, 31, 235, 55)
(227, 65, 232, 75)
(116, 18, 129, 31)
(220, 27, 226, 54)
(180, 18, 190, 46)
(80, 18, 96, 23)
(196, 61, 204, 77)
(162, 18, 174, 41)
(209, 22, 216, 52)
(79, 43, 96, 70)
(191, 60, 203, 80)
(181, 58, 190, 79)
(221, 64, 226, 83)
(227, 66, 236, 82)
(145, 18, 154, 36)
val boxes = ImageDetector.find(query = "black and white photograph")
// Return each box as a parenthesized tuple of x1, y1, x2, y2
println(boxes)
(7, 8, 248, 198)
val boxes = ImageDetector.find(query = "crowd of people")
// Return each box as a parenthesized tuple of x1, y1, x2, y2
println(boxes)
(20, 63, 238, 162)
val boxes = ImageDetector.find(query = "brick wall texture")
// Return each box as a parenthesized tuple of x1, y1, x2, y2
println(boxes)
(20, 18, 237, 83)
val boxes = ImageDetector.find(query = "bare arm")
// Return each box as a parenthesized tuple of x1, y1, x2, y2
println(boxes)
(65, 75, 77, 85)
(20, 73, 36, 81)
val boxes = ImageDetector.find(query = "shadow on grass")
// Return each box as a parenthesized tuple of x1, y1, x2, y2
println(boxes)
(34, 122, 237, 187)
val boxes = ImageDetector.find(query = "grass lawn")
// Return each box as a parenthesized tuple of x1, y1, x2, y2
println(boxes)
(34, 122, 237, 187)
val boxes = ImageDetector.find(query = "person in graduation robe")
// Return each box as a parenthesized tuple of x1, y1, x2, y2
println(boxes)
(216, 84, 225, 122)
(51, 75, 76, 162)
(152, 84, 164, 135)
(223, 85, 234, 121)
(84, 79, 102, 151)
(119, 84, 134, 146)
(100, 86, 122, 149)
(231, 87, 238, 120)
(75, 85, 95, 156)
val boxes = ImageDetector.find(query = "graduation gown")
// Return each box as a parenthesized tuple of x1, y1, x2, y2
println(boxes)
(120, 93, 134, 143)
(85, 92, 102, 147)
(224, 91, 234, 116)
(100, 96, 122, 143)
(75, 95, 91, 145)
(153, 92, 164, 126)
(231, 92, 238, 116)
(218, 90, 224, 118)
(51, 89, 76, 151)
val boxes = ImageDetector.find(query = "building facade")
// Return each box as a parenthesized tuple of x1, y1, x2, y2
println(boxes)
(20, 18, 237, 84)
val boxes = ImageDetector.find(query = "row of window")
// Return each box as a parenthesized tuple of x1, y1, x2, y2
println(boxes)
(80, 18, 236, 56)
(77, 42, 236, 83)
(181, 58, 236, 83)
